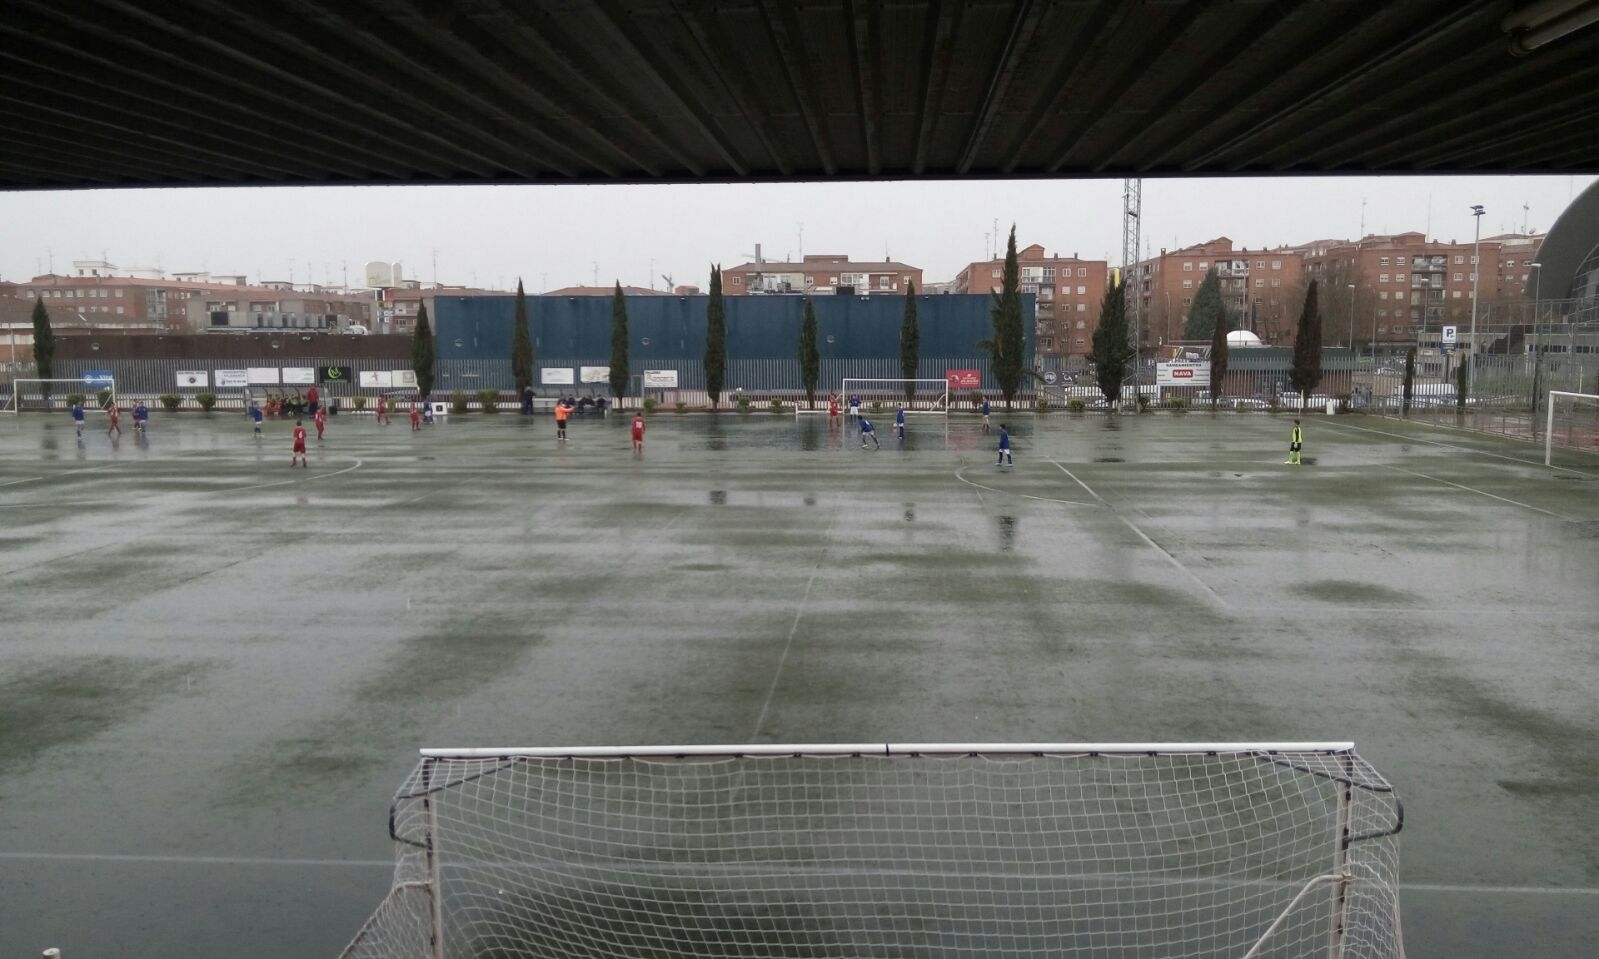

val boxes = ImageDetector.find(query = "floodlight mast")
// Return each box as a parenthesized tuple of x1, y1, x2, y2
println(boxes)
(1469, 205, 1484, 401)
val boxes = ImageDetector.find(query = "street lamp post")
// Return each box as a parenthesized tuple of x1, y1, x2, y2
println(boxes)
(1347, 282, 1356, 355)
(1469, 205, 1484, 401)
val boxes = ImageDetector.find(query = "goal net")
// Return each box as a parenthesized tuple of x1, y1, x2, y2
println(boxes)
(1544, 391, 1599, 467)
(341, 742, 1404, 959)
(840, 378, 950, 415)
(0, 378, 117, 414)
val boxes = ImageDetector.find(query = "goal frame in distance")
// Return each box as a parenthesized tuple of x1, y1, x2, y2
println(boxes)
(1, 378, 117, 415)
(342, 741, 1405, 959)
(838, 377, 951, 414)
(1545, 390, 1599, 466)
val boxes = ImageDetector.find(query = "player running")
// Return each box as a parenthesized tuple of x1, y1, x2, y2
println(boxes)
(105, 401, 122, 437)
(314, 404, 327, 440)
(71, 400, 85, 437)
(981, 396, 992, 433)
(1286, 418, 1303, 465)
(828, 395, 840, 424)
(859, 415, 879, 449)
(631, 412, 645, 453)
(996, 423, 1013, 467)
(291, 418, 308, 467)
(555, 399, 571, 441)
(249, 400, 264, 437)
(132, 400, 149, 432)
(374, 395, 390, 425)
(409, 401, 421, 431)
(895, 404, 906, 442)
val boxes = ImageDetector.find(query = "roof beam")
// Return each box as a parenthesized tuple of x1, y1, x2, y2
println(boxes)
(758, 0, 839, 175)
(910, 0, 961, 175)
(956, 0, 1046, 175)
(994, 1, 1119, 174)
(672, 4, 789, 176)
(844, 0, 883, 175)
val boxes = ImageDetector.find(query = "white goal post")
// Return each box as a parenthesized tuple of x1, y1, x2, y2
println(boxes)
(838, 378, 950, 415)
(342, 742, 1404, 959)
(1, 378, 117, 414)
(1545, 391, 1599, 466)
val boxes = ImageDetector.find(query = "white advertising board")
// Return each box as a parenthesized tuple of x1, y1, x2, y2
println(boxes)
(215, 369, 248, 388)
(580, 366, 611, 384)
(281, 367, 316, 385)
(247, 367, 280, 385)
(1156, 361, 1211, 388)
(391, 370, 418, 390)
(360, 371, 394, 388)
(175, 370, 209, 389)
(642, 369, 679, 388)
(541, 367, 575, 385)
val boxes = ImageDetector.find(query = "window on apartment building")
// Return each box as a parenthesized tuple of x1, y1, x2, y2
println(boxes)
(1379, 274, 1389, 282)
(1256, 260, 1265, 268)
(1183, 262, 1193, 272)
(115, 306, 124, 315)
(1380, 291, 1388, 300)
(991, 268, 1000, 278)
(1038, 287, 1052, 299)
(1076, 320, 1085, 330)
(1397, 273, 1407, 283)
(1255, 279, 1264, 287)
(1271, 260, 1282, 269)
(1380, 257, 1390, 266)
(1043, 267, 1055, 279)
(731, 276, 741, 285)
(1271, 279, 1281, 287)
(1379, 309, 1388, 318)
(1470, 255, 1479, 265)
(1452, 291, 1461, 299)
(115, 289, 123, 297)
(1182, 279, 1193, 289)
(1077, 267, 1087, 277)
(1199, 261, 1210, 271)
(1075, 285, 1084, 294)
(878, 276, 891, 289)
(1469, 273, 1477, 281)
(1453, 273, 1462, 281)
(1077, 303, 1086, 312)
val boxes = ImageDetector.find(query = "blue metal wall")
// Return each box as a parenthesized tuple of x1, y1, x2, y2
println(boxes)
(431, 293, 1034, 394)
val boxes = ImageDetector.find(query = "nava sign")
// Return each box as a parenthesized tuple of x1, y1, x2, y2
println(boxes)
(945, 369, 981, 389)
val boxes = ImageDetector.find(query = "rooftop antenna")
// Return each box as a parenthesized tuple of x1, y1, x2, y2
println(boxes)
(592, 262, 599, 287)
(662, 273, 675, 290)
(1522, 201, 1530, 234)
(984, 232, 991, 261)
(1425, 194, 1432, 241)
(798, 221, 804, 259)
(1359, 197, 1366, 239)
(649, 258, 655, 290)
(432, 249, 438, 285)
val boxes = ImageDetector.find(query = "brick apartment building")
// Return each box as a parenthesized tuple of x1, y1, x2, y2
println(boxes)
(1130, 238, 1306, 351)
(952, 244, 1107, 360)
(379, 281, 502, 334)
(722, 254, 923, 297)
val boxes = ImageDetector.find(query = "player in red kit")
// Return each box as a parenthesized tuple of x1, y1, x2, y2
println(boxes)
(631, 413, 645, 453)
(409, 401, 421, 431)
(291, 418, 308, 467)
(314, 405, 327, 440)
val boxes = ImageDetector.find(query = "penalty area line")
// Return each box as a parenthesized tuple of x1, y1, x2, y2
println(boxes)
(1048, 458, 1230, 610)
(952, 467, 1098, 508)
(1384, 465, 1571, 520)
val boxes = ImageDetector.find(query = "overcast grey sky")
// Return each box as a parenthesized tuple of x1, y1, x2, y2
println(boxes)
(2, 175, 1591, 293)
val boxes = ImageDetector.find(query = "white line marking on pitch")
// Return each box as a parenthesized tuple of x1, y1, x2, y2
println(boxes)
(952, 467, 1098, 507)
(1325, 418, 1599, 477)
(219, 457, 364, 494)
(1048, 458, 1230, 609)
(1384, 465, 1571, 520)
(750, 528, 832, 742)
(0, 476, 45, 488)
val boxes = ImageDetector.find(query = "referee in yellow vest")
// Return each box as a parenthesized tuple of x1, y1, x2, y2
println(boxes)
(1285, 418, 1303, 465)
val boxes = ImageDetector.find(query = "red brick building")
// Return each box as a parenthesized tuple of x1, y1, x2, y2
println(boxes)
(722, 254, 923, 297)
(1131, 238, 1306, 351)
(952, 244, 1107, 360)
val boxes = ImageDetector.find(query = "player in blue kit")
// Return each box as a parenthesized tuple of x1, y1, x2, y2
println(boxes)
(859, 415, 879, 449)
(981, 396, 992, 433)
(71, 400, 85, 437)
(249, 400, 264, 437)
(996, 423, 1013, 467)
(895, 404, 906, 442)
(132, 401, 149, 432)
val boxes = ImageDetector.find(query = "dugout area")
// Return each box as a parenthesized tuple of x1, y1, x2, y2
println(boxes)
(1, 411, 1597, 958)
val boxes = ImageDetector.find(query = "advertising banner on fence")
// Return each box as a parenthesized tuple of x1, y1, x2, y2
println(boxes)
(319, 366, 353, 384)
(83, 370, 115, 388)
(579, 366, 610, 384)
(642, 369, 679, 388)
(215, 369, 248, 388)
(391, 370, 418, 390)
(945, 369, 981, 389)
(281, 367, 316, 385)
(175, 370, 209, 389)
(247, 367, 280, 385)
(541, 367, 575, 385)
(1156, 362, 1210, 387)
(359, 371, 393, 388)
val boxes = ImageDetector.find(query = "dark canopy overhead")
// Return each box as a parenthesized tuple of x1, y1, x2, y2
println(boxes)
(3, 0, 1596, 190)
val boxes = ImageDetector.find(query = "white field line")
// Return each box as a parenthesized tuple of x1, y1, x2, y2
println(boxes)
(1048, 458, 1230, 610)
(1327, 418, 1599, 478)
(749, 513, 836, 742)
(952, 466, 1098, 508)
(213, 457, 364, 494)
(1384, 465, 1572, 520)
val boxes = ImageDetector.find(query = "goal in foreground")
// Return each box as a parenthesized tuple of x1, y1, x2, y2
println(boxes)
(830, 378, 950, 415)
(1, 378, 117, 414)
(341, 742, 1403, 959)
(1545, 391, 1599, 466)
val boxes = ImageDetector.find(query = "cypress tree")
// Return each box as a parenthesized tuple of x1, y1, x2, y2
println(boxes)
(1184, 267, 1225, 340)
(1090, 275, 1132, 407)
(511, 279, 533, 398)
(987, 226, 1025, 406)
(31, 298, 55, 398)
(1289, 279, 1322, 409)
(1454, 353, 1469, 410)
(900, 280, 919, 402)
(412, 303, 436, 399)
(704, 264, 726, 408)
(799, 296, 820, 409)
(1208, 309, 1229, 409)
(609, 281, 630, 404)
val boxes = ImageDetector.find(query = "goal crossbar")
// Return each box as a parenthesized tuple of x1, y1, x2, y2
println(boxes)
(1, 378, 117, 414)
(1545, 390, 1599, 466)
(345, 741, 1404, 959)
(841, 378, 950, 414)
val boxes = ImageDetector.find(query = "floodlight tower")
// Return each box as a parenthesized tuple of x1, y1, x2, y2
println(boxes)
(1122, 178, 1143, 362)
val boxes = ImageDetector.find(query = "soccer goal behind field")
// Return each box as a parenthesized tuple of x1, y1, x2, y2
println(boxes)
(0, 378, 116, 414)
(1545, 391, 1599, 466)
(841, 378, 950, 415)
(341, 742, 1404, 959)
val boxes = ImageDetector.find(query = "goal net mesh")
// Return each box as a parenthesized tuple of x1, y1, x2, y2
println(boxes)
(342, 746, 1402, 959)
(842, 379, 950, 414)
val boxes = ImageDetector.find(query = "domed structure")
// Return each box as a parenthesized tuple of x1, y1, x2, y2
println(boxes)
(1226, 329, 1265, 347)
